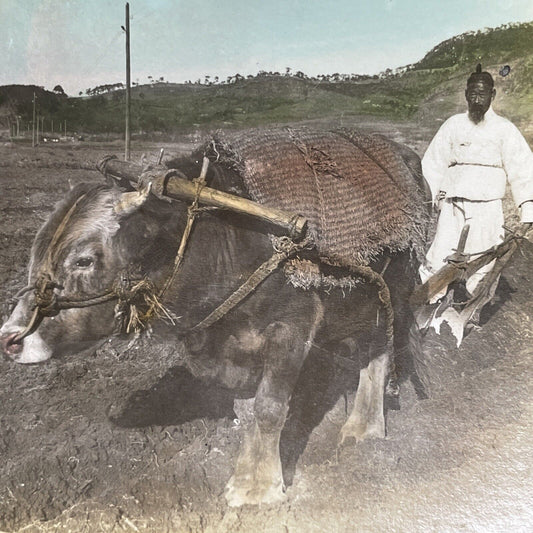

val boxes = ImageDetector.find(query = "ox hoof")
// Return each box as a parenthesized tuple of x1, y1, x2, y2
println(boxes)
(338, 420, 385, 446)
(224, 476, 286, 507)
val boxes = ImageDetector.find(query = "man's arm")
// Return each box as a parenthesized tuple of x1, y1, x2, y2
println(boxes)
(501, 121, 533, 217)
(421, 119, 453, 205)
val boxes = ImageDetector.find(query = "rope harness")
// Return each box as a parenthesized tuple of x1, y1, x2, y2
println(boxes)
(12, 157, 397, 392)
(190, 235, 313, 333)
(158, 160, 209, 300)
(12, 269, 163, 343)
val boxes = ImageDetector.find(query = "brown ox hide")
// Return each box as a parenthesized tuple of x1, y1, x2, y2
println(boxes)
(0, 150, 425, 506)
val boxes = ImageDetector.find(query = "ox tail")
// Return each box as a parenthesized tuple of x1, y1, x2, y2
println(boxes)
(408, 321, 430, 399)
(386, 319, 429, 406)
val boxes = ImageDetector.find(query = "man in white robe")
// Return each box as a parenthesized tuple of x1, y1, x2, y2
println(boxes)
(419, 64, 533, 304)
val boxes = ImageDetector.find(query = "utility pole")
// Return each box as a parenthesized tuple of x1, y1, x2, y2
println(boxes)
(124, 2, 131, 161)
(32, 92, 36, 147)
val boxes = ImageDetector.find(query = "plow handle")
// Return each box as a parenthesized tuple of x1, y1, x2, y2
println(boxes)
(410, 229, 527, 307)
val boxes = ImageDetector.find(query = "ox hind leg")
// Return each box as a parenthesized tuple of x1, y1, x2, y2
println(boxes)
(339, 249, 419, 444)
(225, 301, 322, 506)
(339, 319, 392, 444)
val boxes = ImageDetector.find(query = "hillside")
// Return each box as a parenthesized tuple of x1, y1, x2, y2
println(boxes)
(415, 22, 533, 70)
(0, 85, 66, 132)
(1, 21, 532, 139)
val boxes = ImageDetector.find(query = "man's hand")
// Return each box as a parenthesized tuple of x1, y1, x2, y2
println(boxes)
(435, 191, 446, 213)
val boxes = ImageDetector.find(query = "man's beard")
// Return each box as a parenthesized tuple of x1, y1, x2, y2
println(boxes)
(469, 105, 486, 124)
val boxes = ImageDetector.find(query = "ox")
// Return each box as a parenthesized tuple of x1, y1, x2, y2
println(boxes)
(0, 146, 426, 506)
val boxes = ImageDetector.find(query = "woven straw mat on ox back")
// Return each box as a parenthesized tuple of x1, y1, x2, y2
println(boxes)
(206, 127, 426, 267)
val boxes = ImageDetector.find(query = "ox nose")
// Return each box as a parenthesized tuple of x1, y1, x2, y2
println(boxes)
(0, 332, 24, 358)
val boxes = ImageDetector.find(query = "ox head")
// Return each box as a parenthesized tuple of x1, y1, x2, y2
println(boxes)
(1, 182, 175, 363)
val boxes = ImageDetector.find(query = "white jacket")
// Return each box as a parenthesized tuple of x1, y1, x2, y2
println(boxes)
(422, 107, 533, 210)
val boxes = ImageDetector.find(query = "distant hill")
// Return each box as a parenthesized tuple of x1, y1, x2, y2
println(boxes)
(0, 85, 65, 132)
(415, 22, 533, 70)
(1, 21, 532, 139)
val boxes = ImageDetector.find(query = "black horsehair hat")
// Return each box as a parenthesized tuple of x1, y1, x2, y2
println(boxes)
(466, 63, 494, 89)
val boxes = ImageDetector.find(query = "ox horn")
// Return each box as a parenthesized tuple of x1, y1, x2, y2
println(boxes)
(114, 181, 152, 216)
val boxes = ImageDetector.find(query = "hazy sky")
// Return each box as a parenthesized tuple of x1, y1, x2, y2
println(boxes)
(1, 0, 532, 96)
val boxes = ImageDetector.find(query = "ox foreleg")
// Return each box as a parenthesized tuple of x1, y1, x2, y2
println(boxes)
(339, 333, 392, 444)
(225, 321, 310, 506)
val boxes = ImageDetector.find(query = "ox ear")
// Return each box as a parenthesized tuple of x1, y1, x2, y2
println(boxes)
(113, 182, 152, 217)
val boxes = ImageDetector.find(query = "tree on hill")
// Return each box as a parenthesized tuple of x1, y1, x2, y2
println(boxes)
(83, 83, 124, 96)
(53, 85, 67, 96)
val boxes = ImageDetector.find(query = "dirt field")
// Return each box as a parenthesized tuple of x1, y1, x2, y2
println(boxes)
(0, 126, 532, 533)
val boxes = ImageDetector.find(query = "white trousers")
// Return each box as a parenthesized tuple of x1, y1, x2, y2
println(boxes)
(419, 198, 504, 302)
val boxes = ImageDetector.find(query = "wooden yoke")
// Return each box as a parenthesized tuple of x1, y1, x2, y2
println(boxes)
(97, 156, 308, 239)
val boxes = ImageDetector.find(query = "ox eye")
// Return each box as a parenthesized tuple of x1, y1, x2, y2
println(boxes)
(75, 257, 94, 268)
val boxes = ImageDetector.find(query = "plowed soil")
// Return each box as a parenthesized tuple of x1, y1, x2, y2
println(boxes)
(0, 132, 531, 533)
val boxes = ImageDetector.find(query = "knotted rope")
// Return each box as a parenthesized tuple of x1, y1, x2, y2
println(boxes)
(158, 158, 210, 300)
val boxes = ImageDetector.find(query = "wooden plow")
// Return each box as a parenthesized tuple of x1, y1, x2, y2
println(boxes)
(411, 223, 531, 338)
